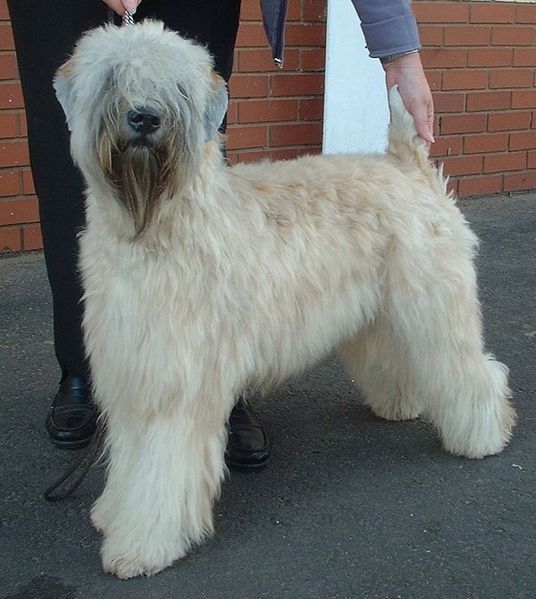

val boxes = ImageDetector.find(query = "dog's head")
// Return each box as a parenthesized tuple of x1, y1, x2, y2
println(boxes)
(54, 20, 228, 235)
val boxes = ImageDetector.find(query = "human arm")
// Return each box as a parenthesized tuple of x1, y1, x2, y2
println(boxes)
(351, 0, 434, 145)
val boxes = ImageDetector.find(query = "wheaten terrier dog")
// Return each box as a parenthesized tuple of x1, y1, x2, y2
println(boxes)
(54, 21, 515, 578)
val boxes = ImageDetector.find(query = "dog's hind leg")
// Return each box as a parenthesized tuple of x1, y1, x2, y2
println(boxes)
(338, 323, 423, 422)
(341, 222, 516, 459)
(95, 396, 229, 579)
(375, 234, 516, 459)
(406, 296, 516, 460)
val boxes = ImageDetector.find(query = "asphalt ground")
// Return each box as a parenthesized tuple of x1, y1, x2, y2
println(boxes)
(1, 192, 535, 599)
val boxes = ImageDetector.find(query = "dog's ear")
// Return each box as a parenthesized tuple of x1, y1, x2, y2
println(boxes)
(53, 60, 76, 131)
(204, 72, 228, 141)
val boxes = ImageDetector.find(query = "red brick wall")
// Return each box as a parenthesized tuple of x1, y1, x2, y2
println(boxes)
(416, 1, 536, 197)
(227, 0, 326, 164)
(0, 0, 40, 252)
(1, 0, 536, 252)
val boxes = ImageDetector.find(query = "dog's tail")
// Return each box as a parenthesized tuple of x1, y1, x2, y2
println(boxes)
(386, 85, 428, 162)
(387, 86, 447, 194)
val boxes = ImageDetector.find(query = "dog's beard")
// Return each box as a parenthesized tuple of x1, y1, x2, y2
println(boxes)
(98, 129, 180, 237)
(112, 144, 168, 236)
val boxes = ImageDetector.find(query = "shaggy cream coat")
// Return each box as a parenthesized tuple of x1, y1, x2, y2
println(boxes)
(55, 21, 515, 579)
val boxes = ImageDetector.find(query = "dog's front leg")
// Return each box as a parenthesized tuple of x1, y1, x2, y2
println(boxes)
(95, 399, 229, 579)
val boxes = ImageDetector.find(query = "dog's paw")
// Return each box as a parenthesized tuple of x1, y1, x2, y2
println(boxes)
(101, 537, 179, 579)
(102, 552, 171, 579)
(441, 398, 516, 459)
(100, 529, 191, 579)
(371, 404, 421, 422)
(438, 359, 516, 459)
(103, 557, 169, 579)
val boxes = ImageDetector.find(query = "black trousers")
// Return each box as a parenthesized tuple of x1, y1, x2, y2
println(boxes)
(8, 0, 241, 382)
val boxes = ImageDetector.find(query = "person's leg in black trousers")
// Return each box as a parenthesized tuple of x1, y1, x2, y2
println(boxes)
(8, 1, 108, 448)
(8, 0, 269, 468)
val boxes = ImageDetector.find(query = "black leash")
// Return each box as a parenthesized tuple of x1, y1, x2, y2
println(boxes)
(43, 421, 105, 502)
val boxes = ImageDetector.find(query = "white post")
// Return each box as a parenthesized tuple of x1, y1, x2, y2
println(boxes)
(323, 0, 390, 155)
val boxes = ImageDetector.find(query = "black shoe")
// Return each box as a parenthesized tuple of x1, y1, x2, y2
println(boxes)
(225, 397, 270, 471)
(45, 375, 97, 450)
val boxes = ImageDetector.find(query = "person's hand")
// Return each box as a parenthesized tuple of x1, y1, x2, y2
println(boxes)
(382, 52, 434, 147)
(102, 0, 141, 15)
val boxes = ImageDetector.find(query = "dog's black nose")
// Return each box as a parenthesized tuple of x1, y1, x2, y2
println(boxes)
(127, 107, 161, 135)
